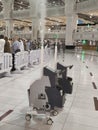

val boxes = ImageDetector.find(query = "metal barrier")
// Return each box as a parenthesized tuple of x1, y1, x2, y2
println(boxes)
(0, 48, 51, 76)
(29, 48, 51, 65)
(29, 49, 41, 65)
(44, 48, 51, 62)
(15, 51, 28, 69)
(0, 53, 12, 73)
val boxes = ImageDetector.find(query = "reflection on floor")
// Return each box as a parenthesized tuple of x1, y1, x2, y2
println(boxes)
(0, 50, 98, 130)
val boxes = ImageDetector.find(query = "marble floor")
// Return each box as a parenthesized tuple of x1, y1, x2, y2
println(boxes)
(0, 49, 98, 130)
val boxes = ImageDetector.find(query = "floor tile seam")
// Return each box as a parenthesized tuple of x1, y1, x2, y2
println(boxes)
(1, 122, 37, 130)
(72, 100, 94, 104)
(61, 83, 80, 130)
(66, 50, 98, 57)
(61, 67, 85, 129)
(1, 94, 25, 100)
(66, 119, 98, 129)
(68, 111, 98, 119)
(0, 100, 27, 106)
(72, 101, 95, 106)
(0, 102, 22, 106)
(0, 110, 13, 122)
(12, 100, 29, 110)
(75, 89, 97, 92)
(0, 65, 41, 86)
(75, 92, 98, 97)
(60, 51, 97, 129)
(0, 103, 16, 106)
(86, 62, 98, 93)
(65, 120, 98, 129)
(8, 109, 27, 115)
(0, 96, 25, 101)
(75, 85, 94, 89)
(71, 98, 94, 106)
(2, 114, 41, 130)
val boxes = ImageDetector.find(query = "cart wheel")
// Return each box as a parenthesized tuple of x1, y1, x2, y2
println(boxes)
(33, 107, 38, 111)
(52, 110, 58, 116)
(25, 114, 31, 121)
(45, 103, 51, 111)
(47, 118, 53, 125)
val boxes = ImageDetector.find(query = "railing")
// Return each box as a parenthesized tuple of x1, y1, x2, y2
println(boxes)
(73, 31, 98, 40)
(0, 48, 51, 76)
(29, 49, 41, 65)
(2, 28, 98, 40)
(45, 31, 98, 40)
(15, 51, 28, 69)
(0, 53, 12, 73)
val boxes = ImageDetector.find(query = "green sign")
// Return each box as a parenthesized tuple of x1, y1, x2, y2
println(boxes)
(53, 34, 58, 39)
(81, 51, 85, 62)
(87, 24, 90, 28)
(82, 40, 87, 45)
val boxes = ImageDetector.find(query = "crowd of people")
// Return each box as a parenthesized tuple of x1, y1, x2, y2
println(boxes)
(0, 34, 66, 71)
(0, 35, 50, 54)
(0, 34, 66, 54)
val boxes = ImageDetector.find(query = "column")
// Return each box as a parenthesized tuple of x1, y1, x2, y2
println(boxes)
(65, 0, 78, 45)
(2, 0, 14, 38)
(32, 18, 39, 40)
(29, 0, 39, 41)
(5, 19, 13, 38)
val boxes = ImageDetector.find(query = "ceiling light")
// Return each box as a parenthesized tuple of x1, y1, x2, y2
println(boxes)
(20, 1, 23, 4)
(48, 28, 51, 31)
(20, 6, 23, 9)
(90, 15, 92, 18)
(89, 13, 93, 18)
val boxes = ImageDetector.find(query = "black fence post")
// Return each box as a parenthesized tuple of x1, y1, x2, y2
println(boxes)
(11, 53, 16, 71)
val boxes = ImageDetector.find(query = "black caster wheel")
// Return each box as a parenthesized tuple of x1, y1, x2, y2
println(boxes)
(33, 107, 38, 111)
(45, 104, 51, 111)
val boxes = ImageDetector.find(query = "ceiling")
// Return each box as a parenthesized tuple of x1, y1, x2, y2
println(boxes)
(14, 0, 65, 10)
(0, 0, 98, 28)
(0, 0, 65, 11)
(78, 13, 98, 24)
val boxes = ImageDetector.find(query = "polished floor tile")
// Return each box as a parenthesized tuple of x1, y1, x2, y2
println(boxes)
(0, 50, 98, 130)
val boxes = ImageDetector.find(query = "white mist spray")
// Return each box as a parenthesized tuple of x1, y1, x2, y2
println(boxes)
(39, 0, 46, 68)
